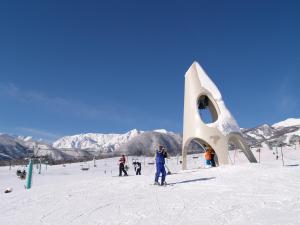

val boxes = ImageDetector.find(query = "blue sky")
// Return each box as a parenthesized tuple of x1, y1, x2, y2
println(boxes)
(0, 0, 299, 141)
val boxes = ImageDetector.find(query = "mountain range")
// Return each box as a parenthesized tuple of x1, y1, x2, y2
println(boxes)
(242, 118, 300, 147)
(0, 118, 299, 163)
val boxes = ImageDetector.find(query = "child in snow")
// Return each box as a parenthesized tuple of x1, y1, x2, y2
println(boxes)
(209, 147, 216, 167)
(154, 146, 168, 185)
(133, 162, 137, 172)
(134, 162, 142, 175)
(204, 149, 212, 167)
(119, 155, 128, 176)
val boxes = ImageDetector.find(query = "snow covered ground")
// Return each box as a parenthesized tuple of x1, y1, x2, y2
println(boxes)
(1, 147, 300, 225)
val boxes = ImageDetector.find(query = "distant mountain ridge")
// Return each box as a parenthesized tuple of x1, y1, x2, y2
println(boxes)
(53, 118, 300, 153)
(52, 129, 182, 152)
(0, 134, 32, 160)
(0, 134, 94, 163)
(0, 118, 299, 163)
(53, 129, 142, 151)
(242, 118, 300, 146)
(272, 118, 300, 128)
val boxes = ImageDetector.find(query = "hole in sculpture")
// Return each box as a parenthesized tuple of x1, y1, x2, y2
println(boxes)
(197, 95, 218, 124)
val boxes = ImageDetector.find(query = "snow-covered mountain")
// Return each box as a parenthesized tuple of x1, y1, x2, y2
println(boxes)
(1, 118, 299, 163)
(272, 118, 300, 128)
(242, 118, 300, 147)
(52, 129, 183, 155)
(0, 134, 94, 164)
(53, 129, 143, 151)
(242, 124, 277, 143)
(51, 118, 300, 155)
(17, 136, 33, 142)
(0, 134, 32, 160)
(119, 130, 182, 156)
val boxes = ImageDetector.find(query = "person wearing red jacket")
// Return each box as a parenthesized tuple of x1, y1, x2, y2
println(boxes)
(119, 155, 128, 176)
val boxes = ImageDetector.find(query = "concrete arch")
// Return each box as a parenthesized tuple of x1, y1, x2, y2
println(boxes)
(183, 137, 220, 168)
(227, 132, 257, 163)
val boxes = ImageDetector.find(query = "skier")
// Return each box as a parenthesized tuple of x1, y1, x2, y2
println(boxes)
(119, 154, 128, 176)
(154, 146, 168, 186)
(134, 162, 142, 175)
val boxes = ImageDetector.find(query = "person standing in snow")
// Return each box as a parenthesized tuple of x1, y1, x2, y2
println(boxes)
(133, 162, 137, 173)
(119, 154, 128, 176)
(134, 162, 142, 175)
(204, 149, 212, 167)
(154, 146, 168, 185)
(210, 147, 216, 167)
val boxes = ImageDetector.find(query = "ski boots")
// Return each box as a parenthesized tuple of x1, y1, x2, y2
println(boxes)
(161, 181, 167, 186)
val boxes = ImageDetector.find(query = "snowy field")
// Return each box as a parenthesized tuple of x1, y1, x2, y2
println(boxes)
(1, 147, 300, 225)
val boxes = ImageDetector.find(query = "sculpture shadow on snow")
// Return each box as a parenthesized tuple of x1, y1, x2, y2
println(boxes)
(285, 164, 299, 167)
(168, 177, 216, 185)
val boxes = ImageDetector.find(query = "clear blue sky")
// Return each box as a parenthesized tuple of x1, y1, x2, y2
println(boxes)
(0, 0, 299, 141)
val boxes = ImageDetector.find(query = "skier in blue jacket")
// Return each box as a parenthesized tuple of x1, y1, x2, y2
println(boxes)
(154, 145, 168, 186)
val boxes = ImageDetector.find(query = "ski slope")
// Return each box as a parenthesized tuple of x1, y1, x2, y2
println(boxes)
(1, 147, 300, 225)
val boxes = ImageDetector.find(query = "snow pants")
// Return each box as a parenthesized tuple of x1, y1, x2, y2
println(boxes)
(155, 163, 166, 184)
(211, 156, 216, 167)
(206, 160, 211, 166)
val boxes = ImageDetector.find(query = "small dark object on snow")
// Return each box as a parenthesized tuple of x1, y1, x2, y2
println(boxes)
(81, 163, 90, 171)
(4, 187, 13, 193)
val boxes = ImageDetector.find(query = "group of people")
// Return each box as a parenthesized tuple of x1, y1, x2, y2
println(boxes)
(118, 145, 169, 186)
(119, 144, 216, 185)
(204, 145, 216, 167)
(118, 154, 142, 176)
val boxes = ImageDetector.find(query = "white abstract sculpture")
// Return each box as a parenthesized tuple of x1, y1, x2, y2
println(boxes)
(182, 62, 257, 169)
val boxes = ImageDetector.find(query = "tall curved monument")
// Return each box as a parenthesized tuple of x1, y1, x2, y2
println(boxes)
(182, 62, 257, 169)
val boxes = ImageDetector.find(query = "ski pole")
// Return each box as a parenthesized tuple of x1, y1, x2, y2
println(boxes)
(280, 145, 285, 166)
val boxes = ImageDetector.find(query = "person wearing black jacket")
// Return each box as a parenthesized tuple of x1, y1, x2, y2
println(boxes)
(134, 162, 142, 175)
